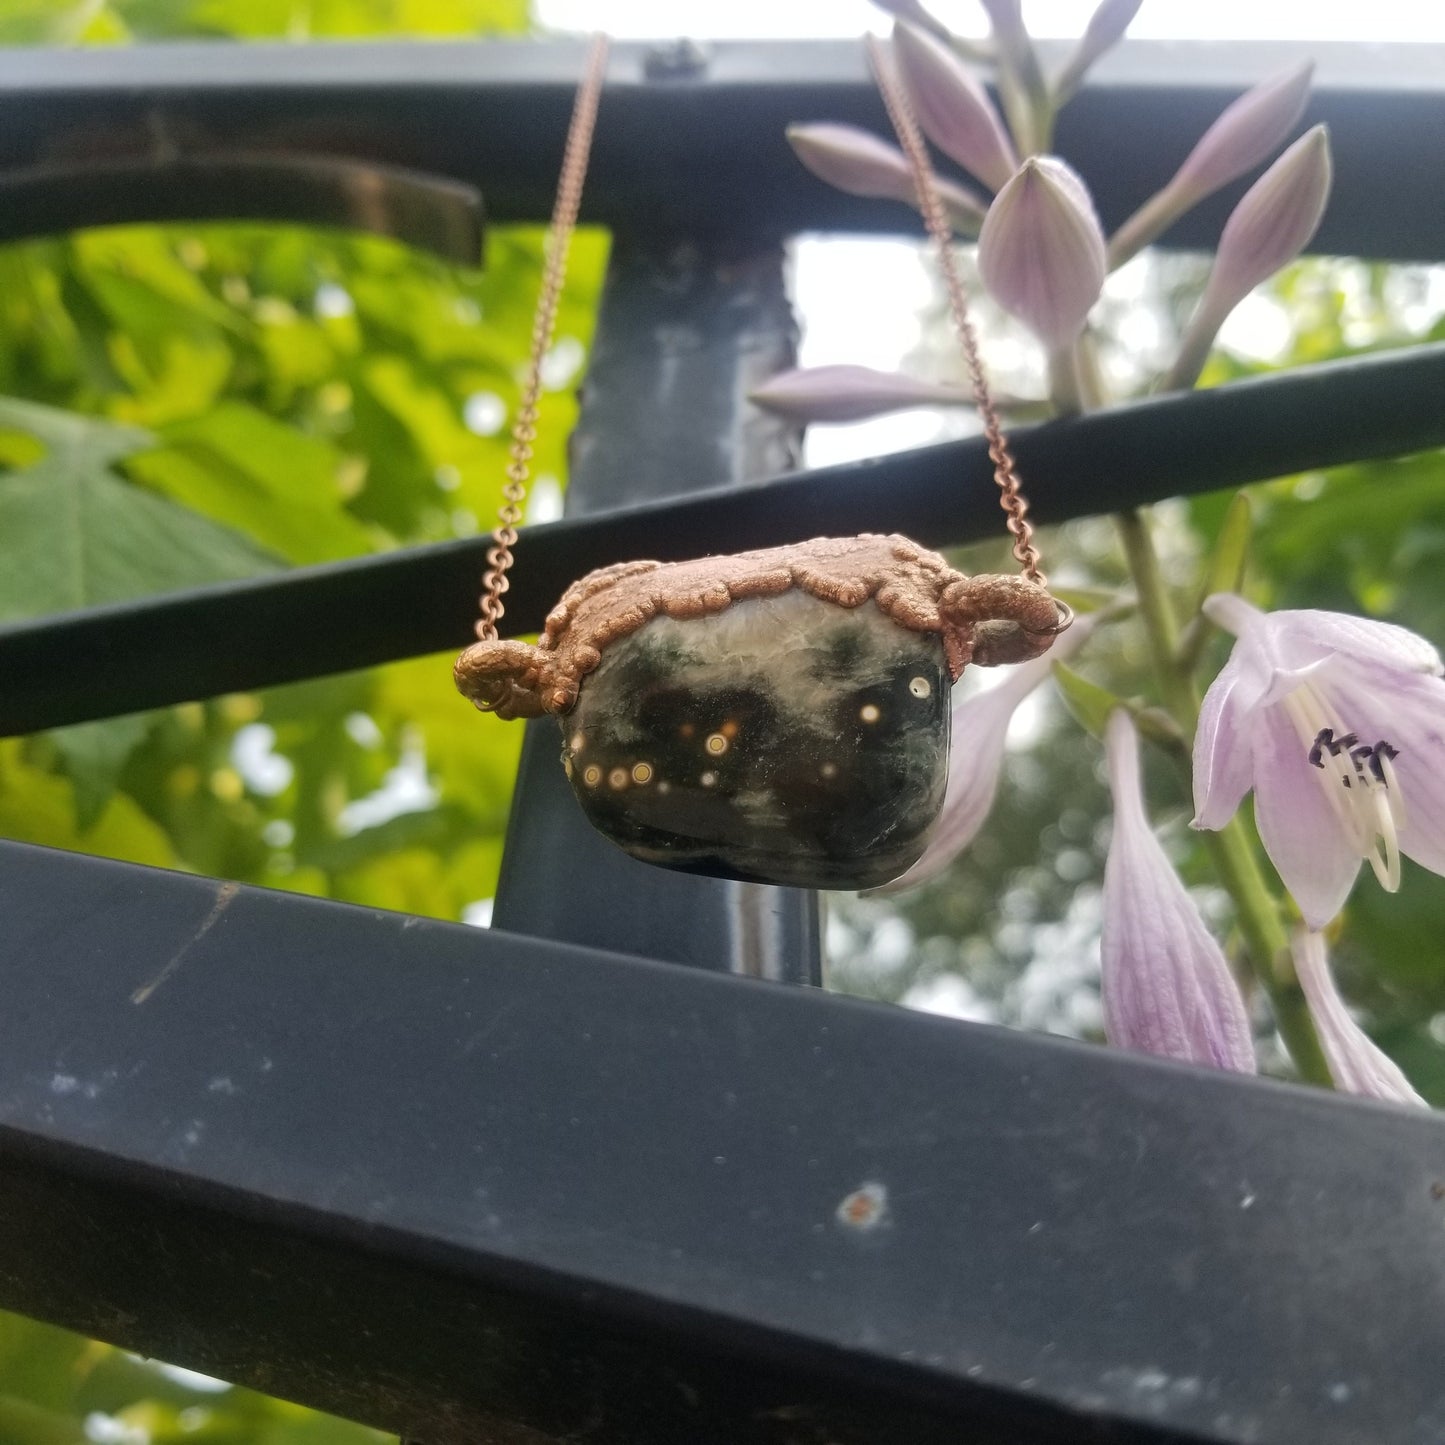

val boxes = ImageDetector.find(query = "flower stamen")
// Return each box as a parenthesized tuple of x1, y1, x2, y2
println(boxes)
(1282, 686, 1405, 892)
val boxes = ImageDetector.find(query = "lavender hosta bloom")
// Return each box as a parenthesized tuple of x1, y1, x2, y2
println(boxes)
(1109, 62, 1313, 268)
(978, 157, 1107, 348)
(1291, 929, 1426, 1106)
(748, 365, 972, 424)
(893, 22, 1018, 192)
(877, 614, 1096, 893)
(1167, 126, 1332, 389)
(874, 650, 1052, 893)
(787, 123, 987, 233)
(1194, 593, 1445, 929)
(1103, 710, 1258, 1073)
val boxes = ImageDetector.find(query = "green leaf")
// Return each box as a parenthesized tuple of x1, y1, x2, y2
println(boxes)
(1048, 584, 1119, 615)
(0, 739, 179, 867)
(1198, 490, 1253, 605)
(0, 396, 282, 622)
(49, 712, 157, 830)
(1051, 660, 1122, 741)
(129, 402, 377, 564)
(0, 1392, 87, 1445)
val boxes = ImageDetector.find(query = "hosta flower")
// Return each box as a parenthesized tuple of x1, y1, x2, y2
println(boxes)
(880, 613, 1095, 892)
(875, 647, 1055, 892)
(893, 21, 1018, 192)
(1194, 593, 1445, 929)
(977, 157, 1107, 348)
(1102, 710, 1257, 1072)
(1291, 929, 1425, 1106)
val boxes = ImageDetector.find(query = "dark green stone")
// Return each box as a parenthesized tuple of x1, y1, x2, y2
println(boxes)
(560, 590, 950, 889)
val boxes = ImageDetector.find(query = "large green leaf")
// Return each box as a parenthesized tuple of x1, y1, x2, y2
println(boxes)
(0, 396, 281, 622)
(129, 401, 378, 564)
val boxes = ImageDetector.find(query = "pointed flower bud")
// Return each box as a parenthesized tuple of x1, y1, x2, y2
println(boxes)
(1052, 0, 1144, 106)
(1109, 62, 1313, 268)
(787, 123, 987, 234)
(893, 22, 1018, 192)
(748, 365, 973, 424)
(1102, 710, 1257, 1073)
(1291, 929, 1426, 1106)
(1206, 125, 1331, 304)
(1175, 62, 1314, 202)
(1167, 126, 1332, 388)
(978, 156, 1107, 347)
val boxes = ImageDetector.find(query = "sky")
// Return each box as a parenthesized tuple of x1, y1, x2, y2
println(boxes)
(537, 0, 1445, 42)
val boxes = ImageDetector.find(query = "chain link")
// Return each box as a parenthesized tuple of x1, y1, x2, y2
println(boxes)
(476, 33, 610, 641)
(867, 35, 1048, 588)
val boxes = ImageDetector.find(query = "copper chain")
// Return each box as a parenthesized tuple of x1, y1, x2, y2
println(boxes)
(476, 33, 611, 641)
(866, 34, 1046, 587)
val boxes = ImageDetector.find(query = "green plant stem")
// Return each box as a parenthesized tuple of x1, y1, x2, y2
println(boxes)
(1114, 508, 1332, 1086)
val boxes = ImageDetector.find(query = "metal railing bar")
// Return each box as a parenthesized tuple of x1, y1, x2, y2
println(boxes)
(1, 341, 1442, 736)
(0, 39, 1439, 260)
(4, 835, 1445, 1445)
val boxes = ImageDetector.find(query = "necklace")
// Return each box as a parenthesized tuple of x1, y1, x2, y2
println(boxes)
(454, 33, 1070, 890)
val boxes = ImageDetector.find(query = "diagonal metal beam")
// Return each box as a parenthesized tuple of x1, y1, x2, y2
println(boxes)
(1, 341, 1442, 736)
(2, 837, 1445, 1444)
(0, 153, 483, 261)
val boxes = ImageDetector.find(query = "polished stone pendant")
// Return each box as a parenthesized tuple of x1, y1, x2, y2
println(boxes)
(454, 534, 1064, 890)
(561, 590, 950, 888)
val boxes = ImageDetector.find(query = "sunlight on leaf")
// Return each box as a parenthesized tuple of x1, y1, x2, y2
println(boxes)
(0, 396, 282, 622)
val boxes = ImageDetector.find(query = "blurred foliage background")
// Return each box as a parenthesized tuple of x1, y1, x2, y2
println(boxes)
(0, 0, 604, 1439)
(2, 0, 1445, 1439)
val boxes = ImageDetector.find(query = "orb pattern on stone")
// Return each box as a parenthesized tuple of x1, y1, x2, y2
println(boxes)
(561, 589, 950, 888)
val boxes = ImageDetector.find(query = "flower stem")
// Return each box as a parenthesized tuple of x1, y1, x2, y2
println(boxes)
(1114, 508, 1332, 1086)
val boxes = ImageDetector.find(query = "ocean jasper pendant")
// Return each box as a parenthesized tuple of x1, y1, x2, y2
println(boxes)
(455, 535, 1064, 890)
(563, 590, 949, 887)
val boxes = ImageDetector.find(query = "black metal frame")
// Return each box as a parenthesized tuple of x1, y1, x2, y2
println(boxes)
(4, 37, 1445, 1445)
(0, 37, 1440, 257)
(3, 341, 1443, 737)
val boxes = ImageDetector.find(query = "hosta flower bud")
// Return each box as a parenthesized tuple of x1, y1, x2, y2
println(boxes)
(1168, 126, 1331, 387)
(748, 365, 972, 423)
(1103, 710, 1257, 1073)
(978, 156, 1106, 347)
(1109, 62, 1312, 268)
(1207, 125, 1331, 303)
(1175, 61, 1314, 202)
(787, 123, 987, 233)
(1291, 930, 1425, 1106)
(1053, 0, 1144, 105)
(893, 22, 1018, 192)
